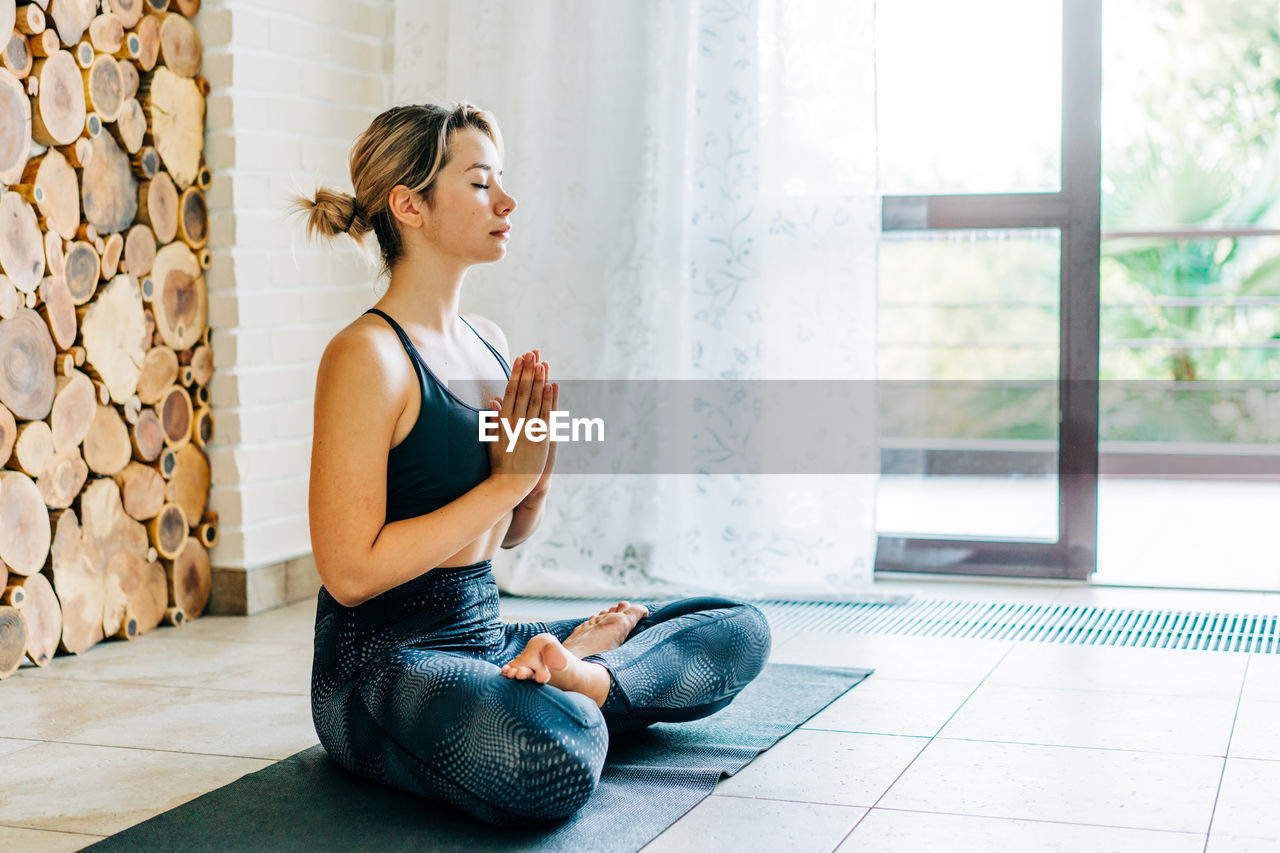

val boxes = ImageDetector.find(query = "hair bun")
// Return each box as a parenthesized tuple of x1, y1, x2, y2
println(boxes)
(292, 187, 367, 241)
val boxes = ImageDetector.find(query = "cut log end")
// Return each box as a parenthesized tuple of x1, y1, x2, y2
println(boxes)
(133, 13, 160, 71)
(150, 241, 205, 349)
(82, 131, 140, 234)
(75, 41, 93, 71)
(31, 51, 87, 147)
(84, 54, 125, 123)
(165, 441, 208, 523)
(90, 13, 127, 56)
(0, 606, 29, 679)
(33, 146, 80, 240)
(164, 536, 209, 618)
(0, 472, 52, 577)
(12, 572, 63, 666)
(0, 194, 47, 294)
(131, 145, 159, 179)
(148, 501, 187, 559)
(16, 5, 47, 37)
(63, 240, 99, 304)
(114, 459, 165, 519)
(142, 65, 201, 188)
(196, 521, 216, 548)
(158, 383, 193, 447)
(177, 185, 206, 248)
(130, 405, 164, 461)
(0, 308, 56, 420)
(3, 34, 33, 80)
(138, 170, 177, 242)
(81, 273, 147, 405)
(158, 11, 201, 77)
(112, 615, 138, 640)
(111, 0, 145, 29)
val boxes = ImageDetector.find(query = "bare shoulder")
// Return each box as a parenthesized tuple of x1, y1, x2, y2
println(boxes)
(460, 311, 511, 363)
(315, 315, 412, 413)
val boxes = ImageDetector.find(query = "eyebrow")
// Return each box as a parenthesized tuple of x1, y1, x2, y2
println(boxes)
(467, 162, 504, 176)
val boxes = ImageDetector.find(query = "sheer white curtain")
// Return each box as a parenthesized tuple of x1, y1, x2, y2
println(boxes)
(393, 0, 880, 600)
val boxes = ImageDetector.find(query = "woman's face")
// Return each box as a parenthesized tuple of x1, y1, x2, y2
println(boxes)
(420, 126, 516, 263)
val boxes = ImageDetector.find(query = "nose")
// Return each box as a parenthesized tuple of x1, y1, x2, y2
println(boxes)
(496, 187, 516, 217)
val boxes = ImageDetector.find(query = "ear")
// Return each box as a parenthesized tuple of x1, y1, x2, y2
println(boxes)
(386, 185, 426, 230)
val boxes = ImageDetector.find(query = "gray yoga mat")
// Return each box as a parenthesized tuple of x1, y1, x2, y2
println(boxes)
(86, 662, 872, 853)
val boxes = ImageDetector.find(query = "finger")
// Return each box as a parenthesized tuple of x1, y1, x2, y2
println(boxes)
(544, 434, 557, 470)
(513, 355, 534, 420)
(536, 364, 552, 421)
(544, 384, 560, 460)
(500, 355, 524, 421)
(529, 366, 549, 422)
(525, 361, 546, 421)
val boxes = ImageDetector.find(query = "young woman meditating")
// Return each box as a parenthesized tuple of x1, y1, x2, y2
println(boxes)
(297, 101, 771, 826)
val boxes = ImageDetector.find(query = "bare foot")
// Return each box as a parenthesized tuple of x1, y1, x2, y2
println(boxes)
(561, 601, 648, 659)
(499, 633, 611, 707)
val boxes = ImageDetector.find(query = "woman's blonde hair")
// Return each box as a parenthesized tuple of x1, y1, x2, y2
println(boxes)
(293, 101, 503, 276)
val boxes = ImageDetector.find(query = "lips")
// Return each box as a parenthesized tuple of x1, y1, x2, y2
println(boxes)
(490, 226, 511, 236)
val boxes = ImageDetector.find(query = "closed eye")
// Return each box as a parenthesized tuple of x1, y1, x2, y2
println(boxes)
(472, 183, 491, 190)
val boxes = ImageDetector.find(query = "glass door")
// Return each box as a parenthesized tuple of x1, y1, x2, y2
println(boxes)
(874, 0, 1100, 579)
(1095, 0, 1280, 590)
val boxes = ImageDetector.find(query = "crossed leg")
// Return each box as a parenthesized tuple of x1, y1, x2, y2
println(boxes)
(499, 601, 650, 706)
(502, 596, 772, 736)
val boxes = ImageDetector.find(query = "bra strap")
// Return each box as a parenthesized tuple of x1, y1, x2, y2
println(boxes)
(458, 315, 511, 378)
(364, 308, 416, 354)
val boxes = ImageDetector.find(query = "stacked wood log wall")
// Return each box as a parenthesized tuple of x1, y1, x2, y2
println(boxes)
(0, 0, 215, 679)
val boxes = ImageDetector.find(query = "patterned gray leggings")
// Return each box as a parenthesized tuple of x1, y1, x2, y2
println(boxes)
(311, 560, 771, 827)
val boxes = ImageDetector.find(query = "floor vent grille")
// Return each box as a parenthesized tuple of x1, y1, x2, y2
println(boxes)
(752, 599, 1280, 653)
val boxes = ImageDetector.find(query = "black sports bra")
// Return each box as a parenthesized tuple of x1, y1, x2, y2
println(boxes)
(364, 308, 511, 524)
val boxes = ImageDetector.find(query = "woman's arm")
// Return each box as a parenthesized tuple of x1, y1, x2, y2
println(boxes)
(308, 329, 525, 607)
(500, 488, 547, 549)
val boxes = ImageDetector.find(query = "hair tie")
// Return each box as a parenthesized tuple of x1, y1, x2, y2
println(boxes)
(344, 201, 361, 232)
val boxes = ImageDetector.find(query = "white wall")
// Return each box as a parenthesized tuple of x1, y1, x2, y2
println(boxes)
(197, 0, 393, 612)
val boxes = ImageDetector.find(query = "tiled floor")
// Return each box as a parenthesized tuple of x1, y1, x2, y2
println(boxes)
(2, 579, 1279, 851)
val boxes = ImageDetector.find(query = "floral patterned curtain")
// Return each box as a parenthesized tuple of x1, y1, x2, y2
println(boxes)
(393, 0, 880, 600)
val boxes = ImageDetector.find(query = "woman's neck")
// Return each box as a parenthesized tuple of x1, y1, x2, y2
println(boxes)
(380, 247, 470, 337)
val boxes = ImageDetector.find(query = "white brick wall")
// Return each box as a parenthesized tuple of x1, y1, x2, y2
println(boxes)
(198, 0, 393, 583)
